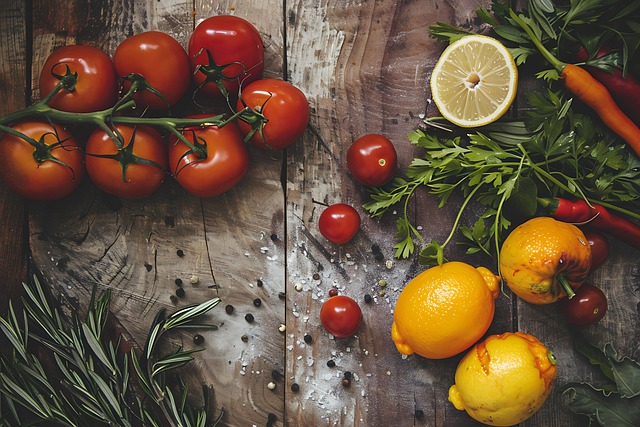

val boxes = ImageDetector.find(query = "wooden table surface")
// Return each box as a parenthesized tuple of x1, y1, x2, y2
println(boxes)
(1, 1, 638, 426)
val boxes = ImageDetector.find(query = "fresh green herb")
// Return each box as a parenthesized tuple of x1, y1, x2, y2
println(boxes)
(0, 274, 224, 426)
(363, 90, 640, 264)
(563, 334, 640, 426)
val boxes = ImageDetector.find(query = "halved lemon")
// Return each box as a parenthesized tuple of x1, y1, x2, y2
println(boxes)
(430, 35, 518, 128)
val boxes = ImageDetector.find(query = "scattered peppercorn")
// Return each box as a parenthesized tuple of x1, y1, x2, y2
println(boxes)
(271, 370, 282, 381)
(328, 288, 338, 297)
(267, 413, 277, 423)
(170, 295, 178, 304)
(312, 273, 320, 280)
(241, 335, 249, 342)
(257, 279, 264, 287)
(175, 287, 185, 298)
(371, 243, 381, 253)
(270, 233, 278, 241)
(327, 360, 336, 368)
(144, 262, 152, 272)
(193, 334, 204, 345)
(342, 378, 351, 387)
(364, 294, 372, 303)
(176, 249, 184, 257)
(278, 292, 286, 300)
(175, 278, 183, 286)
(225, 304, 234, 314)
(245, 313, 255, 323)
(343, 371, 352, 380)
(415, 409, 424, 420)
(253, 298, 262, 307)
(374, 253, 384, 262)
(303, 334, 313, 344)
(291, 383, 300, 392)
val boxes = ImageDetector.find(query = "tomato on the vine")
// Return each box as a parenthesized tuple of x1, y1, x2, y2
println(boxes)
(583, 230, 610, 270)
(347, 134, 397, 187)
(188, 15, 264, 98)
(320, 295, 363, 338)
(85, 124, 167, 199)
(0, 121, 85, 200)
(237, 78, 309, 150)
(318, 203, 361, 244)
(559, 283, 608, 327)
(113, 31, 191, 110)
(169, 117, 249, 198)
(39, 45, 118, 113)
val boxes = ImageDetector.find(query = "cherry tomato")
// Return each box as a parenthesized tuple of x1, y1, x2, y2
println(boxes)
(583, 230, 610, 270)
(347, 134, 397, 187)
(320, 295, 362, 338)
(169, 117, 249, 198)
(85, 124, 167, 199)
(237, 78, 309, 150)
(318, 203, 361, 244)
(559, 283, 608, 327)
(0, 121, 85, 200)
(113, 31, 191, 110)
(188, 15, 264, 98)
(39, 45, 117, 113)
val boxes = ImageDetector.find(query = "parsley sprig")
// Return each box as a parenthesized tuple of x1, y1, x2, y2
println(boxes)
(363, 90, 640, 264)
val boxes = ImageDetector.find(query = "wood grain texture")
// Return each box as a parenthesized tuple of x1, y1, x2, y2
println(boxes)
(0, 0, 28, 309)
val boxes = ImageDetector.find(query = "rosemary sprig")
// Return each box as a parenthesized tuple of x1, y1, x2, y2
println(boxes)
(0, 274, 223, 427)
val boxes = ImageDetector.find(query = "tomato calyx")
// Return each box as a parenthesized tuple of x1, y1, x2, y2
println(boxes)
(172, 129, 209, 176)
(118, 73, 171, 111)
(193, 48, 245, 99)
(237, 92, 270, 146)
(86, 126, 166, 183)
(48, 63, 79, 94)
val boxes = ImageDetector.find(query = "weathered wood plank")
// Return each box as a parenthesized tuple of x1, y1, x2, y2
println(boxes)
(0, 0, 28, 309)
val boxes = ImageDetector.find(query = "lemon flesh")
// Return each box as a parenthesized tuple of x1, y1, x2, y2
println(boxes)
(430, 35, 518, 127)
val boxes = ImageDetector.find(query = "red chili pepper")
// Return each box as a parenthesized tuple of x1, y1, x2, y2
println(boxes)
(574, 46, 640, 126)
(539, 198, 640, 250)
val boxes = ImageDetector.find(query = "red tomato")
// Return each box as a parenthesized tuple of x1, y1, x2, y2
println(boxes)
(347, 134, 397, 187)
(318, 203, 361, 244)
(169, 118, 249, 198)
(39, 45, 117, 113)
(188, 15, 264, 98)
(237, 79, 309, 150)
(320, 295, 363, 338)
(583, 231, 610, 270)
(113, 31, 191, 110)
(0, 121, 85, 200)
(559, 283, 608, 327)
(85, 124, 167, 198)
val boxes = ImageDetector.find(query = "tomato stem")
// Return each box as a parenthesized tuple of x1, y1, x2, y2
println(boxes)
(556, 274, 576, 300)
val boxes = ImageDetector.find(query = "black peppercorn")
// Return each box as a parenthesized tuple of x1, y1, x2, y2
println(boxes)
(170, 295, 178, 304)
(270, 233, 278, 241)
(303, 334, 313, 344)
(291, 383, 300, 392)
(257, 279, 264, 287)
(343, 371, 352, 380)
(241, 335, 249, 342)
(371, 243, 380, 253)
(175, 278, 183, 286)
(327, 360, 335, 368)
(193, 334, 204, 345)
(364, 294, 372, 303)
(271, 370, 282, 381)
(267, 413, 277, 422)
(253, 298, 262, 307)
(245, 313, 255, 323)
(176, 249, 184, 257)
(415, 409, 424, 420)
(278, 292, 286, 300)
(312, 273, 320, 280)
(225, 304, 234, 314)
(374, 252, 384, 262)
(175, 287, 185, 298)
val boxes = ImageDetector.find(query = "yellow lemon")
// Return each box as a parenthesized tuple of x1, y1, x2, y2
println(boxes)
(391, 261, 499, 359)
(430, 35, 518, 127)
(448, 331, 557, 426)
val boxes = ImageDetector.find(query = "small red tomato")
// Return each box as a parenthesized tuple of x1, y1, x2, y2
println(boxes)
(318, 203, 361, 244)
(169, 118, 249, 198)
(559, 283, 608, 327)
(583, 231, 610, 270)
(237, 78, 309, 150)
(347, 134, 397, 187)
(39, 45, 118, 113)
(320, 295, 362, 338)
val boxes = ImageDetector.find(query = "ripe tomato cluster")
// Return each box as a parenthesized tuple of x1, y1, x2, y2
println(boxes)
(0, 15, 309, 201)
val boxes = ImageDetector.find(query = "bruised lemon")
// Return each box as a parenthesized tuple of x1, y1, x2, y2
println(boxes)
(391, 261, 499, 359)
(448, 331, 557, 426)
(430, 35, 518, 127)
